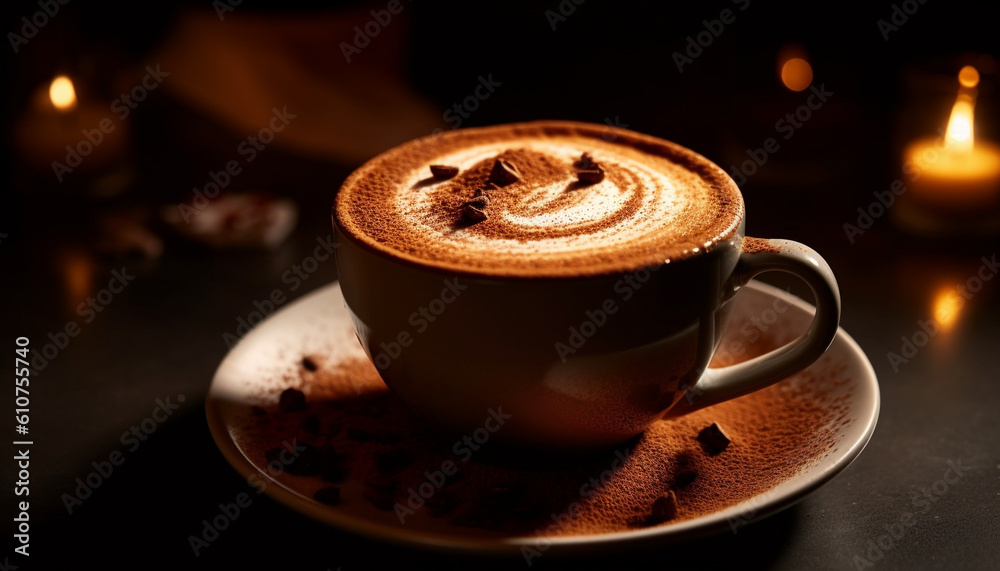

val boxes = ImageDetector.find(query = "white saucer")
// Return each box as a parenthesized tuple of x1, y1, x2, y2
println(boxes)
(206, 280, 879, 555)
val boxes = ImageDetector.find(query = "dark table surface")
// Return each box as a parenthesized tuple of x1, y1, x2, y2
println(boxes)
(5, 2, 1000, 569)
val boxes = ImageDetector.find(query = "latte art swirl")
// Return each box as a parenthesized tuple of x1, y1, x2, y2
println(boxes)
(336, 122, 743, 277)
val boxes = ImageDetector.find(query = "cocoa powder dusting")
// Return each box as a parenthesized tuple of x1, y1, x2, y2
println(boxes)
(334, 122, 746, 278)
(236, 351, 852, 537)
(430, 147, 645, 242)
(742, 237, 782, 255)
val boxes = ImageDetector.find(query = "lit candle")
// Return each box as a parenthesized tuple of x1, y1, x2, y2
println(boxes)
(14, 74, 128, 180)
(903, 66, 1000, 212)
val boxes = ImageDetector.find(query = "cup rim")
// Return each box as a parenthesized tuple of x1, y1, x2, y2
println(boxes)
(332, 120, 745, 280)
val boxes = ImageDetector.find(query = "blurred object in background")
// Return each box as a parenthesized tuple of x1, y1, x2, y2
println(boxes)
(7, 1, 448, 258)
(161, 192, 297, 250)
(893, 55, 1000, 237)
(95, 206, 164, 260)
(13, 70, 135, 199)
(719, 40, 860, 192)
(151, 7, 441, 166)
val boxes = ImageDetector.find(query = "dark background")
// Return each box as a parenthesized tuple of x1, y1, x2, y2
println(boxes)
(3, 1, 999, 569)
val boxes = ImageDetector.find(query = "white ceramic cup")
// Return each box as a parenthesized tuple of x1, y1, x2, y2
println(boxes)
(333, 122, 840, 450)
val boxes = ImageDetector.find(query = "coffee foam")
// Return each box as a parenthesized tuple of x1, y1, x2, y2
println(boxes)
(335, 121, 743, 277)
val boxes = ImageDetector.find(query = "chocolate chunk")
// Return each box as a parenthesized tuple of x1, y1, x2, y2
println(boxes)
(648, 491, 679, 524)
(469, 185, 493, 206)
(313, 486, 341, 505)
(430, 164, 460, 180)
(696, 422, 731, 455)
(573, 152, 597, 170)
(250, 405, 267, 417)
(460, 183, 496, 219)
(301, 357, 318, 372)
(375, 449, 413, 473)
(489, 159, 521, 186)
(461, 204, 489, 223)
(573, 152, 605, 185)
(577, 167, 605, 184)
(278, 388, 306, 412)
(465, 197, 489, 210)
(674, 468, 698, 488)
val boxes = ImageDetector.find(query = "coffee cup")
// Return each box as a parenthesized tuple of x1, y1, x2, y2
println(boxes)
(332, 120, 840, 450)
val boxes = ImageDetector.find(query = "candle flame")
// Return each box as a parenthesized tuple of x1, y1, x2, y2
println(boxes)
(945, 96, 974, 152)
(944, 67, 978, 154)
(49, 75, 77, 112)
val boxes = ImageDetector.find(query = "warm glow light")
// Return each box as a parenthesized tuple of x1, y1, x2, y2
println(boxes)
(902, 65, 1000, 211)
(780, 57, 813, 92)
(944, 95, 974, 152)
(933, 288, 962, 332)
(944, 67, 979, 153)
(49, 75, 77, 112)
(958, 65, 980, 89)
(61, 250, 95, 313)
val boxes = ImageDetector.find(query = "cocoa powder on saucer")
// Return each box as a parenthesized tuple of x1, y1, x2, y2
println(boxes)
(236, 350, 853, 536)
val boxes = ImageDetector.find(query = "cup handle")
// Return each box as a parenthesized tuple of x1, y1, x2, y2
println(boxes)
(667, 238, 841, 415)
